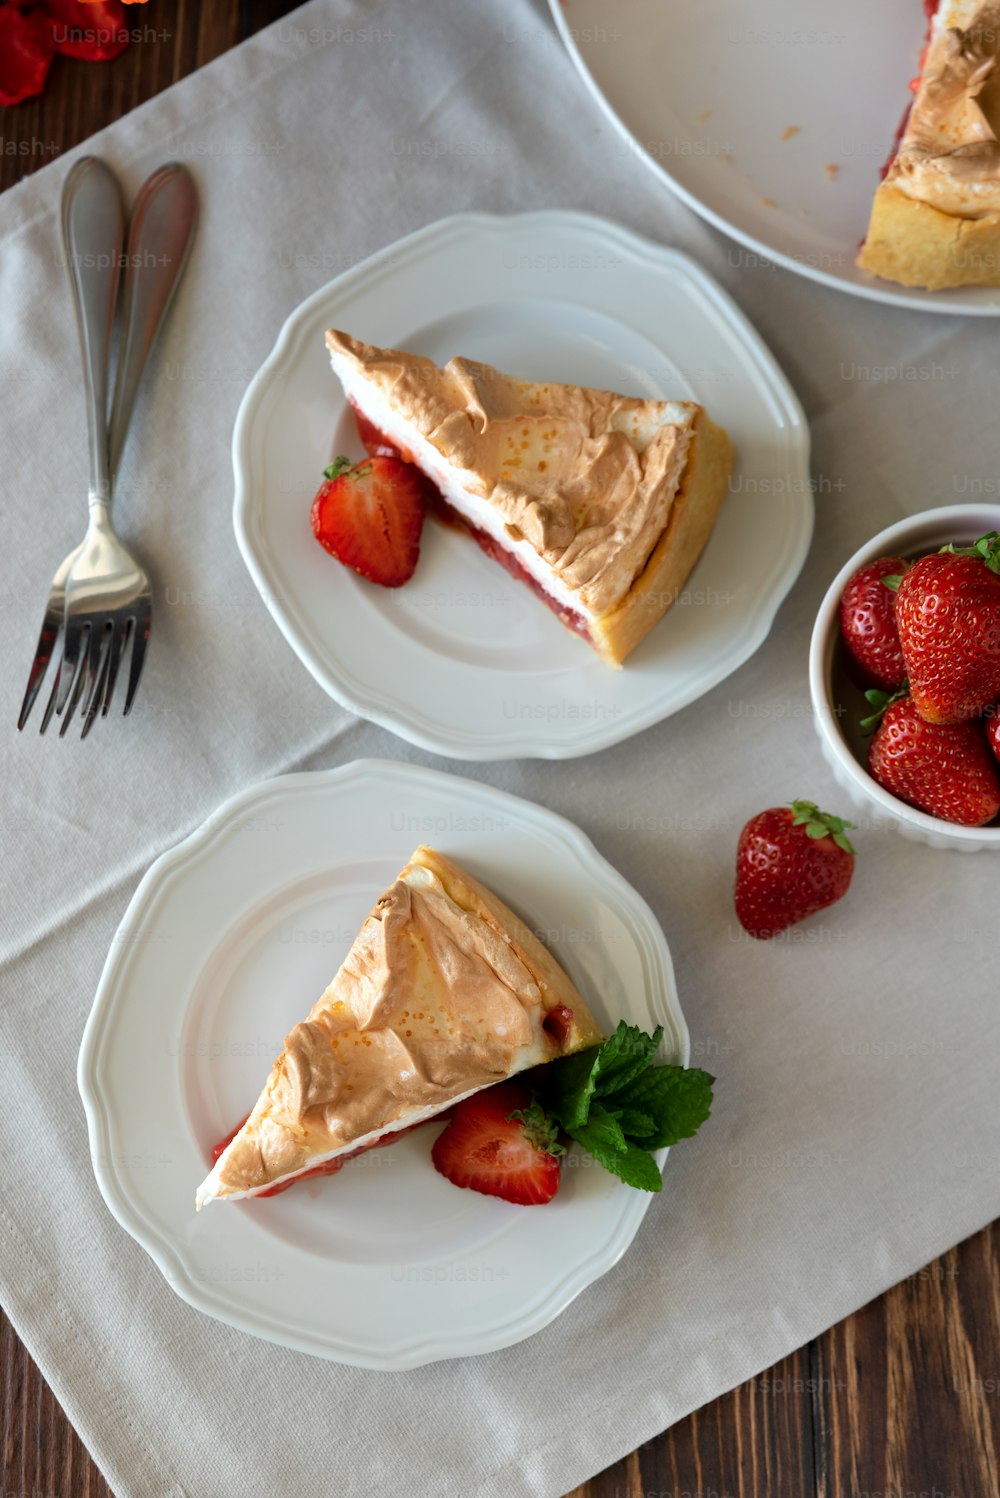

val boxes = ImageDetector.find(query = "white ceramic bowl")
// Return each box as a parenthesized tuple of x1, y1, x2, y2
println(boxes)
(809, 505, 1000, 852)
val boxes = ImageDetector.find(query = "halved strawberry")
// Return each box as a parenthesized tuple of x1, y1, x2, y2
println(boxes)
(431, 1082, 563, 1206)
(310, 454, 428, 587)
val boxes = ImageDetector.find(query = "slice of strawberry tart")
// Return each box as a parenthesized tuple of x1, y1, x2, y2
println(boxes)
(322, 330, 734, 666)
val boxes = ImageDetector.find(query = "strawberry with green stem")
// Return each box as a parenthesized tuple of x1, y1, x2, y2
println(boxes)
(734, 801, 856, 940)
(894, 531, 1000, 724)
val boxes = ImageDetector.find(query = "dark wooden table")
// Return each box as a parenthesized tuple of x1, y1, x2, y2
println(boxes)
(3, 6, 998, 1496)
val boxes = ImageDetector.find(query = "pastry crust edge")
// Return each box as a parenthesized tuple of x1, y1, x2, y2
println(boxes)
(589, 410, 735, 667)
(857, 182, 1000, 291)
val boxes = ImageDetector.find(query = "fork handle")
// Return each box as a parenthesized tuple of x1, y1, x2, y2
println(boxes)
(109, 163, 199, 480)
(61, 158, 125, 512)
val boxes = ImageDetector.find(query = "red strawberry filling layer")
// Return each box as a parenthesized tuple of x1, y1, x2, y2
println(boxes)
(350, 400, 594, 644)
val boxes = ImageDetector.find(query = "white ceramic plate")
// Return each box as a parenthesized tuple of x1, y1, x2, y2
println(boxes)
(551, 0, 1000, 315)
(233, 210, 811, 759)
(78, 759, 689, 1369)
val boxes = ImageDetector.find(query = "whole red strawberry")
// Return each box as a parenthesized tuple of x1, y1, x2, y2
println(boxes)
(894, 532, 1000, 723)
(431, 1083, 563, 1205)
(311, 454, 427, 587)
(869, 696, 1000, 825)
(734, 801, 856, 940)
(839, 555, 910, 689)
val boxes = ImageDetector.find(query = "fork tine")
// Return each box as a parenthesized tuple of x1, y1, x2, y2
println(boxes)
(17, 601, 63, 730)
(58, 623, 91, 737)
(81, 625, 114, 740)
(122, 604, 151, 716)
(79, 620, 111, 728)
(100, 616, 127, 717)
(39, 650, 66, 736)
(53, 616, 85, 718)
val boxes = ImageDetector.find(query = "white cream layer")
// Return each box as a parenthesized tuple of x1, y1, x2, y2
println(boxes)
(332, 350, 694, 623)
(195, 1086, 482, 1208)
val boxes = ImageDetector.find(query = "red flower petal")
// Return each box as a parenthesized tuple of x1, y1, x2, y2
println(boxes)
(45, 0, 130, 61)
(0, 5, 56, 106)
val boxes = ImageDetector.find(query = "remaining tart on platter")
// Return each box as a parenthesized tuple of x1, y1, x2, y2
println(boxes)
(858, 0, 1000, 289)
(196, 846, 603, 1207)
(324, 329, 734, 667)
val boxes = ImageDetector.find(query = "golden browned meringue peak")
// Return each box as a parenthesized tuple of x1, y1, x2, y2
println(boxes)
(326, 329, 699, 619)
(890, 0, 1000, 217)
(196, 847, 603, 1207)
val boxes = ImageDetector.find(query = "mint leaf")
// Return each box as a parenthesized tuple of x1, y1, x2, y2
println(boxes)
(538, 1021, 714, 1195)
(544, 1020, 662, 1129)
(576, 1099, 627, 1156)
(544, 1045, 603, 1131)
(570, 1134, 662, 1192)
(612, 1106, 655, 1138)
(594, 1022, 663, 1096)
(619, 1066, 715, 1149)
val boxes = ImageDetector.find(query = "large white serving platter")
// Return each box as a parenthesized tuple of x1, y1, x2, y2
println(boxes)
(551, 0, 1000, 315)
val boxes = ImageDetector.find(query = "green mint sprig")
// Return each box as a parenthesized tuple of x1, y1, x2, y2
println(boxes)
(536, 1021, 714, 1192)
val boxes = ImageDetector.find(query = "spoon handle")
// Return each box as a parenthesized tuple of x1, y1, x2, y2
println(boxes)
(109, 162, 199, 481)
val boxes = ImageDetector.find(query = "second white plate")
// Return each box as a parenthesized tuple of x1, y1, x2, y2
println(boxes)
(78, 759, 688, 1368)
(233, 210, 811, 758)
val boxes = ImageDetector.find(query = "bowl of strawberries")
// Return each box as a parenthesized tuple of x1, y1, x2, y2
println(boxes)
(809, 506, 1000, 851)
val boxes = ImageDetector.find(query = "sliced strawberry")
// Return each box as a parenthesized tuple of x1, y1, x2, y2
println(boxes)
(431, 1082, 563, 1206)
(311, 454, 428, 587)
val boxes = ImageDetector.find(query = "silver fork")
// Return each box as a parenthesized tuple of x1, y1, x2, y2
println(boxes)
(17, 157, 198, 737)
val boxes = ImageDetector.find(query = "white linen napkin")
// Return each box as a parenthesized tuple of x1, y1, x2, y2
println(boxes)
(1, 1, 998, 1495)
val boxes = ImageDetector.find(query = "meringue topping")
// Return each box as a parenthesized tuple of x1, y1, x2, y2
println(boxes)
(196, 847, 603, 1206)
(326, 330, 698, 619)
(890, 0, 1000, 217)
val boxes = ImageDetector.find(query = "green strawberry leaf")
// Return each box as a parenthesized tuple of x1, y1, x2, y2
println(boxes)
(859, 683, 908, 737)
(507, 1100, 565, 1157)
(880, 573, 904, 592)
(940, 531, 1000, 575)
(323, 455, 353, 480)
(789, 800, 856, 856)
